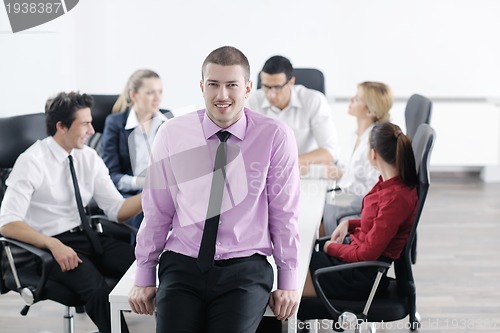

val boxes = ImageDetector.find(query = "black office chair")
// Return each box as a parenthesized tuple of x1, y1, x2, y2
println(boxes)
(0, 230, 120, 333)
(90, 94, 119, 133)
(256, 68, 325, 94)
(0, 113, 47, 202)
(298, 124, 436, 333)
(0, 112, 131, 333)
(405, 94, 432, 140)
(336, 96, 432, 264)
(86, 94, 119, 154)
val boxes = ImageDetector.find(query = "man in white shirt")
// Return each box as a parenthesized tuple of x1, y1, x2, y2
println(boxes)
(0, 92, 142, 333)
(248, 55, 340, 170)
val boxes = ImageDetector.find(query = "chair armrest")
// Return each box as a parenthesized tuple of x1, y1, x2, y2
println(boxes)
(314, 261, 391, 276)
(313, 261, 391, 321)
(90, 214, 138, 236)
(315, 236, 331, 250)
(0, 236, 55, 307)
(0, 236, 53, 264)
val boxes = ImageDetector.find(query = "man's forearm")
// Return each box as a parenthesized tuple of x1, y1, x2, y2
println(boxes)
(298, 148, 334, 166)
(0, 221, 57, 250)
(117, 193, 142, 222)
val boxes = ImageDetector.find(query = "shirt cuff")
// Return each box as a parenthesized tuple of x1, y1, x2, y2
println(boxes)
(277, 269, 298, 290)
(134, 265, 157, 287)
(325, 242, 340, 257)
(117, 175, 141, 192)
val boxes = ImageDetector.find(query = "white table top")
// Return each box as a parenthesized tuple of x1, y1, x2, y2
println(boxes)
(109, 178, 327, 331)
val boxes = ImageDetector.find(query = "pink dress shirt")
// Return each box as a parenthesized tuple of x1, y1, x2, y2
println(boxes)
(135, 108, 300, 290)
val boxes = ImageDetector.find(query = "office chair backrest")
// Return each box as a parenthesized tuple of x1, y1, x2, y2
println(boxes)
(405, 94, 432, 140)
(90, 94, 119, 133)
(0, 112, 47, 207)
(0, 113, 47, 169)
(256, 68, 325, 94)
(395, 124, 436, 293)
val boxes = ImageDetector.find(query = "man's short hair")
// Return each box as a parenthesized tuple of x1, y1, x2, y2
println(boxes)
(201, 46, 250, 82)
(45, 92, 93, 136)
(261, 55, 294, 81)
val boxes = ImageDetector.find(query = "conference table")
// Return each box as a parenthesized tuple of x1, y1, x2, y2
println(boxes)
(109, 178, 328, 333)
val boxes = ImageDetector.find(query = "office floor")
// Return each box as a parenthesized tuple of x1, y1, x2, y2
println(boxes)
(1, 174, 499, 333)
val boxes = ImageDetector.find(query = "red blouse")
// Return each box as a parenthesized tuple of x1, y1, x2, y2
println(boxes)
(326, 176, 418, 262)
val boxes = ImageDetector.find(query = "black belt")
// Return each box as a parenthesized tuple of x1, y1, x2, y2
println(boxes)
(59, 221, 103, 236)
(69, 225, 84, 233)
(55, 227, 84, 237)
(214, 254, 266, 267)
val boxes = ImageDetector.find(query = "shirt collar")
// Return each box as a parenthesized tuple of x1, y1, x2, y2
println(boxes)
(202, 108, 248, 141)
(260, 85, 303, 113)
(125, 108, 168, 130)
(376, 175, 403, 189)
(46, 136, 74, 164)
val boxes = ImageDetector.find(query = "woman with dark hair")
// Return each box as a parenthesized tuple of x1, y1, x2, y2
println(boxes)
(303, 122, 418, 300)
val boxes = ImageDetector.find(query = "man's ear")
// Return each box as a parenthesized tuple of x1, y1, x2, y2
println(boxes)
(55, 121, 66, 133)
(245, 80, 253, 98)
(200, 80, 204, 94)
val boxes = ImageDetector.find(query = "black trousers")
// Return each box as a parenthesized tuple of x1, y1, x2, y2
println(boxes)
(309, 251, 390, 300)
(156, 251, 274, 333)
(52, 231, 135, 333)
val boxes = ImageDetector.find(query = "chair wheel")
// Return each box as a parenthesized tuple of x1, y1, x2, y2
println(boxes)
(410, 321, 421, 331)
(366, 322, 377, 333)
(410, 311, 421, 331)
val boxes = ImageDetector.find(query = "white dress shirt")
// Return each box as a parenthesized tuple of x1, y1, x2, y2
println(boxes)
(248, 84, 340, 160)
(117, 109, 168, 192)
(337, 124, 379, 196)
(0, 137, 125, 236)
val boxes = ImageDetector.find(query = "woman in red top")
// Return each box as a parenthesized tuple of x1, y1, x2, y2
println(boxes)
(303, 122, 418, 300)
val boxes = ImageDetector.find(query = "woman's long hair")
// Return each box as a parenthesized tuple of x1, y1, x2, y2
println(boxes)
(112, 69, 160, 113)
(369, 122, 418, 187)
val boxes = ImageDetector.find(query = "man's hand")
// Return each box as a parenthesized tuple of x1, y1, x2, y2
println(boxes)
(47, 238, 82, 272)
(128, 286, 157, 315)
(268, 289, 299, 321)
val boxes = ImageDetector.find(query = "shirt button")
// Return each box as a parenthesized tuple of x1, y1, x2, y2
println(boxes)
(216, 241, 221, 246)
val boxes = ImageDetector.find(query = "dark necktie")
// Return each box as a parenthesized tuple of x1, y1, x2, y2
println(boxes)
(197, 131, 231, 272)
(68, 155, 103, 255)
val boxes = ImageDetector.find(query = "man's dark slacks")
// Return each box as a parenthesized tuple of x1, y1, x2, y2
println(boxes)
(156, 251, 273, 333)
(53, 231, 135, 333)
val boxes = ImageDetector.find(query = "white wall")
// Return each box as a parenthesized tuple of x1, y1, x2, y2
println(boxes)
(1, 0, 500, 177)
(2, 0, 500, 115)
(332, 100, 500, 174)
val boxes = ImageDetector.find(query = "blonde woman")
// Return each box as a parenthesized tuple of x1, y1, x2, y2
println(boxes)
(322, 82, 393, 236)
(100, 69, 173, 229)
